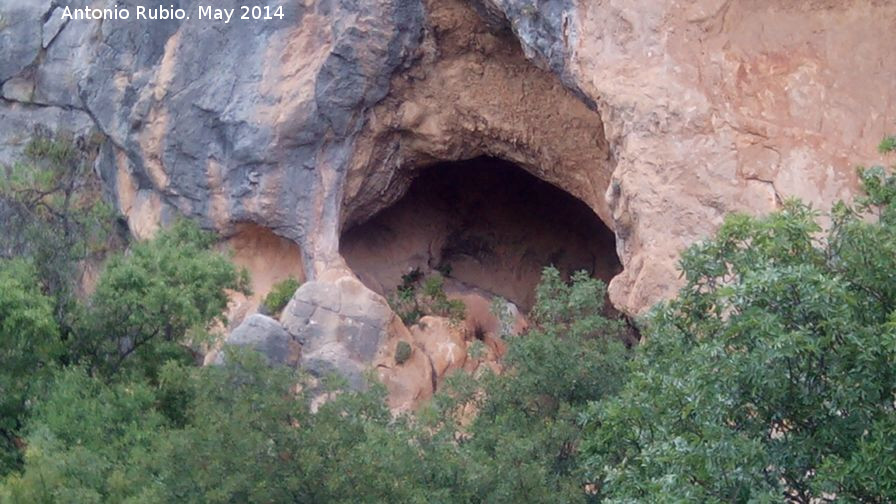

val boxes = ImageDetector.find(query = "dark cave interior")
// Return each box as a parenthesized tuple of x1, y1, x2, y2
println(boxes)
(340, 156, 622, 312)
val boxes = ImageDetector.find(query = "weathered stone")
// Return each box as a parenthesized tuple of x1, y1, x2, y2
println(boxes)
(2, 0, 895, 407)
(33, 17, 95, 108)
(281, 275, 395, 389)
(217, 223, 306, 329)
(303, 352, 367, 392)
(1, 77, 34, 103)
(220, 313, 299, 367)
(0, 0, 51, 82)
(410, 316, 467, 378)
(0, 102, 94, 166)
(41, 8, 66, 48)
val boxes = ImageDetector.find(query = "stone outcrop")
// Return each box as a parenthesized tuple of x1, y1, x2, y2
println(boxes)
(280, 276, 397, 390)
(564, 0, 896, 313)
(372, 287, 522, 412)
(2, 0, 894, 400)
(213, 273, 520, 411)
(221, 223, 306, 328)
(217, 313, 300, 367)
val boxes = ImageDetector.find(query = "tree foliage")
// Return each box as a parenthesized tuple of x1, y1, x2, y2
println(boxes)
(0, 134, 116, 332)
(3, 132, 896, 503)
(0, 261, 60, 476)
(0, 267, 625, 503)
(583, 189, 896, 502)
(261, 276, 301, 316)
(423, 268, 628, 503)
(72, 219, 248, 377)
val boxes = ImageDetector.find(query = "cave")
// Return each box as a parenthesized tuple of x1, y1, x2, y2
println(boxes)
(340, 157, 621, 313)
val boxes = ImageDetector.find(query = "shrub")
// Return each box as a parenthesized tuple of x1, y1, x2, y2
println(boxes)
(584, 187, 896, 502)
(262, 277, 301, 316)
(388, 272, 466, 325)
(0, 260, 60, 475)
(395, 341, 412, 365)
(74, 219, 248, 377)
(0, 133, 117, 335)
(429, 266, 628, 502)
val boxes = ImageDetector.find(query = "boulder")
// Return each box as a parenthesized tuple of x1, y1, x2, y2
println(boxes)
(219, 314, 300, 367)
(280, 276, 395, 390)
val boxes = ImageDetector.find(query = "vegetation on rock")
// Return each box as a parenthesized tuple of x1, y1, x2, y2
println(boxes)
(1, 136, 895, 502)
(388, 269, 466, 325)
(395, 340, 412, 365)
(261, 277, 302, 316)
(583, 160, 896, 502)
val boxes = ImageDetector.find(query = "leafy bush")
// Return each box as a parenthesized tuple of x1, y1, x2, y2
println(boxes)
(73, 219, 248, 377)
(388, 271, 466, 325)
(0, 133, 117, 335)
(0, 266, 627, 502)
(583, 189, 896, 502)
(262, 276, 301, 316)
(422, 274, 466, 322)
(422, 266, 628, 502)
(0, 260, 60, 475)
(5, 130, 896, 503)
(395, 341, 412, 365)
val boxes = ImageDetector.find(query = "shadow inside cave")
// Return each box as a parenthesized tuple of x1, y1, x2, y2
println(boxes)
(340, 157, 621, 313)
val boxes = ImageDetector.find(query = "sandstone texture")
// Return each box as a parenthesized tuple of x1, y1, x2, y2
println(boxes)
(2, 0, 894, 399)
(565, 0, 896, 313)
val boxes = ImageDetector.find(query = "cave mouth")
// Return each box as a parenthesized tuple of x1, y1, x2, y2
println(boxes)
(340, 157, 621, 313)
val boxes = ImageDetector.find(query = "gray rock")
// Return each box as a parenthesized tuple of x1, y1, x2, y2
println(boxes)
(469, 0, 595, 108)
(280, 276, 394, 390)
(34, 14, 95, 107)
(0, 0, 51, 81)
(0, 101, 94, 166)
(221, 314, 299, 366)
(2, 77, 34, 102)
(303, 351, 367, 391)
(65, 0, 426, 255)
(41, 8, 66, 48)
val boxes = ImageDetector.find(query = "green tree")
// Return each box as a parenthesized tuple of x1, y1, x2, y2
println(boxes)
(141, 355, 428, 503)
(0, 134, 116, 334)
(0, 218, 246, 483)
(424, 268, 629, 503)
(584, 192, 896, 502)
(1, 268, 629, 503)
(0, 367, 169, 503)
(0, 261, 60, 476)
(1, 352, 430, 503)
(72, 220, 248, 378)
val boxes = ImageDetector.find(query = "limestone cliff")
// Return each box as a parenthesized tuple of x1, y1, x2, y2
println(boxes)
(2, 0, 894, 401)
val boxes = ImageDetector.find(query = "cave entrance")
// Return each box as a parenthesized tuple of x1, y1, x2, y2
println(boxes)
(340, 157, 621, 313)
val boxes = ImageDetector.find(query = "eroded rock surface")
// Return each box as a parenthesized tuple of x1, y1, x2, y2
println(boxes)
(218, 313, 300, 367)
(342, 157, 620, 311)
(2, 0, 895, 400)
(279, 276, 397, 390)
(220, 223, 306, 328)
(566, 0, 896, 313)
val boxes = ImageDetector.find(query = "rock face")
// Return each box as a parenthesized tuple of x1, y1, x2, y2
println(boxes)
(280, 276, 398, 390)
(218, 314, 300, 367)
(564, 0, 896, 313)
(220, 223, 306, 329)
(2, 0, 894, 398)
